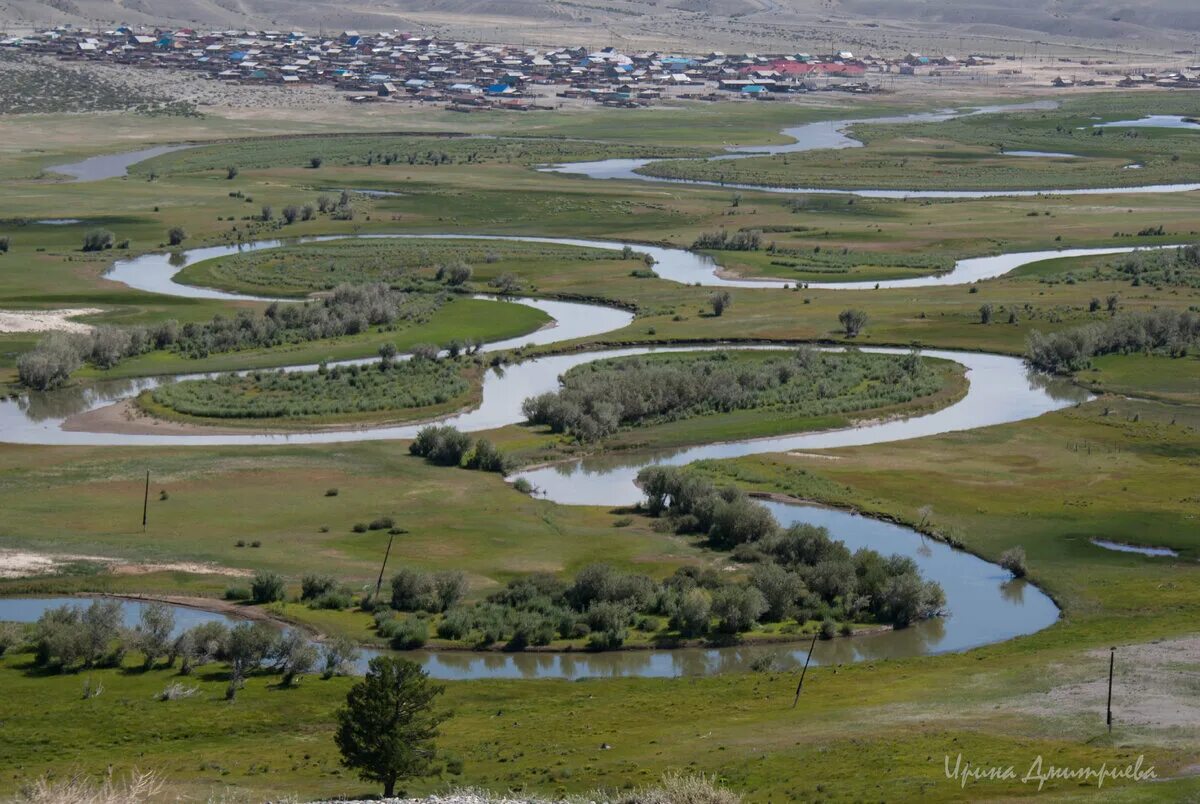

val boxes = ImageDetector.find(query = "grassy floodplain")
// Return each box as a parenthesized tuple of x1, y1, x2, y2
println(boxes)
(0, 397, 1198, 800)
(637, 94, 1200, 190)
(0, 91, 1199, 801)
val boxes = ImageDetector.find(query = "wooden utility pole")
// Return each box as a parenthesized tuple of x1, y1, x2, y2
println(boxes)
(142, 471, 150, 531)
(1107, 646, 1115, 732)
(792, 631, 820, 708)
(373, 530, 404, 603)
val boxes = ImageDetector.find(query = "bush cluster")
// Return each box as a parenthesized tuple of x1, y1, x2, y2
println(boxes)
(409, 425, 509, 472)
(17, 283, 446, 389)
(522, 348, 939, 442)
(151, 356, 468, 420)
(638, 466, 946, 628)
(1026, 308, 1200, 374)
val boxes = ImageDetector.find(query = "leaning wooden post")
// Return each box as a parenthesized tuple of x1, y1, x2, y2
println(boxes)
(372, 531, 397, 604)
(142, 471, 150, 531)
(1106, 646, 1115, 732)
(792, 630, 820, 708)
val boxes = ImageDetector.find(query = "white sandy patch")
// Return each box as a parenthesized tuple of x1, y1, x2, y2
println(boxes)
(0, 307, 102, 334)
(786, 451, 842, 460)
(0, 548, 250, 579)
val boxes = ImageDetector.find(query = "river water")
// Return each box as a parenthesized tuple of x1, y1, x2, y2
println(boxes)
(542, 102, 1200, 198)
(0, 233, 1098, 675)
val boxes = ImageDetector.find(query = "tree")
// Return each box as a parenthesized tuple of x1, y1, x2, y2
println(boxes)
(310, 155, 324, 169)
(282, 205, 300, 224)
(838, 309, 869, 338)
(749, 563, 803, 621)
(80, 599, 124, 667)
(669, 588, 711, 637)
(322, 635, 361, 678)
(979, 303, 994, 325)
(335, 656, 447, 797)
(709, 290, 732, 317)
(226, 165, 239, 180)
(167, 226, 187, 246)
(711, 586, 767, 634)
(221, 622, 275, 699)
(134, 602, 175, 670)
(260, 205, 273, 222)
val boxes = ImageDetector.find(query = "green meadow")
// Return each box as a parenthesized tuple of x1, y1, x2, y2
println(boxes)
(0, 90, 1197, 801)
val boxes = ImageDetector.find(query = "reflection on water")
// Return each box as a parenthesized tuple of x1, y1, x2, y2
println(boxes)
(0, 233, 1079, 669)
(0, 595, 967, 678)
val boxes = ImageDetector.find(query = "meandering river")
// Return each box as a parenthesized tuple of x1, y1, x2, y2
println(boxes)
(0, 234, 1104, 676)
(541, 101, 1200, 198)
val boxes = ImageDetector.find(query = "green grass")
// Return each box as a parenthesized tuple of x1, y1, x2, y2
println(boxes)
(636, 94, 1200, 191)
(2, 92, 1200, 801)
(142, 359, 477, 428)
(77, 297, 549, 380)
(175, 237, 640, 297)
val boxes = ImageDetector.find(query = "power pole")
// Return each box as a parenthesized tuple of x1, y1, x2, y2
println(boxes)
(373, 529, 405, 603)
(142, 470, 150, 531)
(791, 630, 820, 708)
(1106, 646, 1115, 732)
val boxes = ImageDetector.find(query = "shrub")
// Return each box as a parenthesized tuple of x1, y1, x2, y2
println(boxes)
(282, 205, 300, 224)
(223, 586, 250, 601)
(668, 588, 711, 637)
(1000, 546, 1028, 578)
(81, 228, 115, 252)
(389, 617, 428, 649)
(321, 635, 361, 678)
(0, 235, 11, 253)
(250, 570, 286, 604)
(226, 165, 239, 179)
(709, 290, 732, 317)
(0, 622, 23, 656)
(436, 261, 473, 286)
(711, 586, 767, 634)
(301, 573, 338, 601)
(167, 226, 187, 246)
(838, 308, 869, 337)
(410, 343, 440, 361)
(436, 608, 473, 640)
(464, 438, 507, 472)
(325, 488, 339, 497)
(390, 568, 436, 612)
(17, 332, 85, 390)
(310, 155, 323, 169)
(819, 619, 837, 639)
(409, 425, 472, 466)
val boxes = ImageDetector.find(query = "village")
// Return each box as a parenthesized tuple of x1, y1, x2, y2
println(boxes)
(8, 25, 1191, 111)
